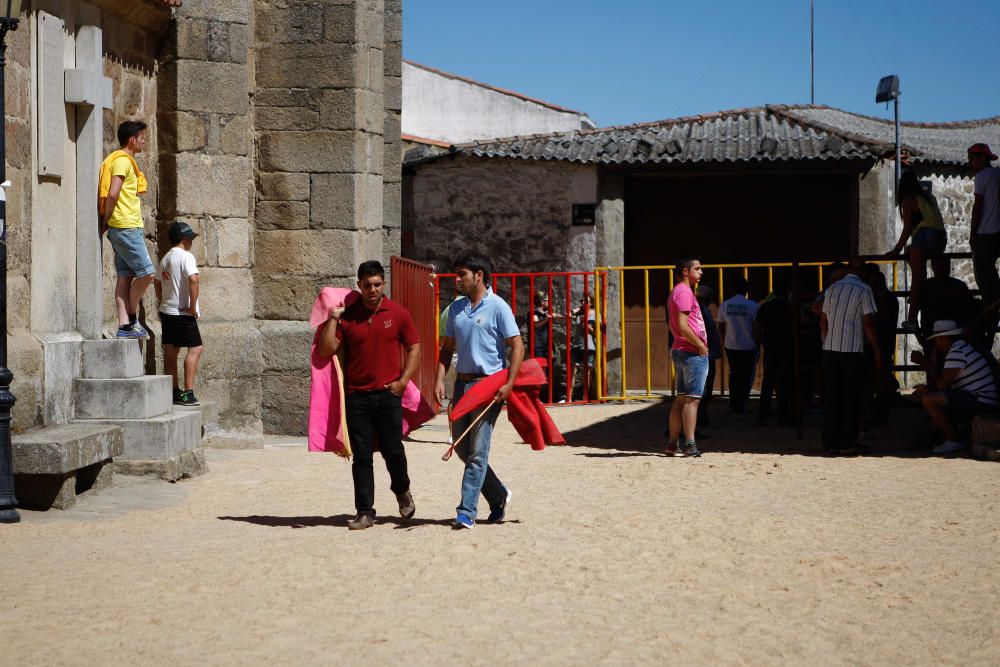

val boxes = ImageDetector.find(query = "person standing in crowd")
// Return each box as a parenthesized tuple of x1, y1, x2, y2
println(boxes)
(754, 280, 793, 426)
(864, 264, 900, 427)
(568, 294, 596, 401)
(154, 222, 204, 407)
(98, 120, 155, 339)
(532, 289, 564, 359)
(819, 262, 880, 456)
(316, 260, 421, 531)
(885, 170, 946, 330)
(968, 143, 1000, 345)
(911, 320, 999, 455)
(695, 285, 722, 431)
(718, 277, 759, 414)
(435, 254, 522, 529)
(666, 257, 708, 457)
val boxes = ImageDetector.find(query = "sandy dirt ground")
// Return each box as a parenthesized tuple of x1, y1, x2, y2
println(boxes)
(2, 400, 999, 666)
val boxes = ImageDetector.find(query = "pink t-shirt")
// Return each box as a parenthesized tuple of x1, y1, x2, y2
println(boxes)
(669, 282, 707, 353)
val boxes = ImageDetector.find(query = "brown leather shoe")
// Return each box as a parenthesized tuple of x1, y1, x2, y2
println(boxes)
(396, 490, 415, 519)
(347, 513, 374, 530)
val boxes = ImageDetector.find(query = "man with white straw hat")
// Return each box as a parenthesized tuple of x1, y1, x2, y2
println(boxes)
(911, 319, 999, 455)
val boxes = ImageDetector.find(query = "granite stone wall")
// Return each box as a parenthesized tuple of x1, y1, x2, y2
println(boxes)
(158, 0, 262, 434)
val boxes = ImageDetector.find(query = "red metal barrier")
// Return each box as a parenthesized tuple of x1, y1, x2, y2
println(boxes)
(390, 256, 440, 412)
(435, 271, 605, 405)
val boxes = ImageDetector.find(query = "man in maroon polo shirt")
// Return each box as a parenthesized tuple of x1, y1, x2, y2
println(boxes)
(316, 260, 421, 530)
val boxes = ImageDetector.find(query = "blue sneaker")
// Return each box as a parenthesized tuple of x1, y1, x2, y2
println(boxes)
(487, 487, 512, 524)
(452, 513, 474, 530)
(131, 321, 149, 339)
(116, 325, 148, 339)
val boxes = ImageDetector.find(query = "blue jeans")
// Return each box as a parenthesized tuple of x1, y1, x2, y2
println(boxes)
(453, 378, 507, 520)
(107, 227, 155, 278)
(672, 350, 709, 397)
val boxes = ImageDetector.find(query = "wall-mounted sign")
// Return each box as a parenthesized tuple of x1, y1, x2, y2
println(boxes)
(572, 203, 595, 226)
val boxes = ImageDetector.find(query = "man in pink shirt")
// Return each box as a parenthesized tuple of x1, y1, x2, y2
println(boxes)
(667, 257, 708, 457)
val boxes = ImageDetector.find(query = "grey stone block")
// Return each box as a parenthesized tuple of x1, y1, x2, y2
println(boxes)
(114, 447, 208, 482)
(972, 414, 1000, 446)
(260, 320, 313, 373)
(79, 411, 202, 462)
(81, 339, 144, 379)
(12, 423, 125, 475)
(174, 399, 219, 427)
(75, 376, 172, 419)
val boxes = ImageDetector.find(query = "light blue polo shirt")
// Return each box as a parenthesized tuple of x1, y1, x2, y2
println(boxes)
(445, 288, 520, 374)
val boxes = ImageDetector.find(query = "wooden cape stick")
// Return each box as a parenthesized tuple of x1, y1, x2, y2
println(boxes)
(442, 398, 500, 462)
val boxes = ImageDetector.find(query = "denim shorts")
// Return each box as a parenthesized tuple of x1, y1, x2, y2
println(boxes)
(107, 227, 155, 278)
(911, 227, 946, 258)
(672, 350, 709, 397)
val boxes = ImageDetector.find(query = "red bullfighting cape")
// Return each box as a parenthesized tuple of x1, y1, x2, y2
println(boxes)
(449, 359, 565, 450)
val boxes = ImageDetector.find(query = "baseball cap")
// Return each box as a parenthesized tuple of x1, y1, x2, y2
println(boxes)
(168, 221, 199, 244)
(967, 143, 998, 160)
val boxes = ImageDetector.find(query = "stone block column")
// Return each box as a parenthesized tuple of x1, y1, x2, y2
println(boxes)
(253, 0, 392, 434)
(158, 1, 262, 436)
(382, 0, 403, 279)
(595, 171, 625, 395)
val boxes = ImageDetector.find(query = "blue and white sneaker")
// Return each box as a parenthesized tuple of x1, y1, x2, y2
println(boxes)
(452, 513, 474, 530)
(116, 325, 148, 340)
(487, 487, 512, 524)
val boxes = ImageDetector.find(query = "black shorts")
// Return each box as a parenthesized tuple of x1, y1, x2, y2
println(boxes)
(160, 312, 203, 348)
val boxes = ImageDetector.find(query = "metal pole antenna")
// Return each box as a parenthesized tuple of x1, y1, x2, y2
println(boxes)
(810, 0, 814, 104)
(0, 15, 20, 524)
(894, 96, 901, 189)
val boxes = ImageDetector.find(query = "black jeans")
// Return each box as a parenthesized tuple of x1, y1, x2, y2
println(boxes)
(725, 348, 757, 412)
(697, 357, 717, 423)
(345, 389, 409, 517)
(758, 346, 792, 423)
(973, 232, 1000, 346)
(821, 351, 867, 450)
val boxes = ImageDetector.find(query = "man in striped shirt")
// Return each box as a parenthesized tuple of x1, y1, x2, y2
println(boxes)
(912, 320, 999, 455)
(819, 262, 881, 455)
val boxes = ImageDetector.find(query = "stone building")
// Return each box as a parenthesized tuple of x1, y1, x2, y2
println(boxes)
(403, 104, 1000, 389)
(5, 0, 403, 500)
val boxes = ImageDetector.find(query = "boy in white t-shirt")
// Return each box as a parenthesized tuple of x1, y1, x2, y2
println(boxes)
(718, 276, 760, 413)
(154, 221, 203, 406)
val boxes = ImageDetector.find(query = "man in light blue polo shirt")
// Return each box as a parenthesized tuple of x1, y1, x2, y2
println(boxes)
(435, 254, 524, 529)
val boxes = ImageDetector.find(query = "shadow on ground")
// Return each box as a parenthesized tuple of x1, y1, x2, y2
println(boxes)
(218, 514, 521, 530)
(561, 398, 934, 459)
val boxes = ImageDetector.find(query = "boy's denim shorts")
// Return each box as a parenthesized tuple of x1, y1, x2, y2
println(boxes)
(672, 350, 709, 398)
(107, 227, 155, 278)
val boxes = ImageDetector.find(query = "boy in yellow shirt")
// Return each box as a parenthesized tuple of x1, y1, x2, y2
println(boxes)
(98, 121, 155, 339)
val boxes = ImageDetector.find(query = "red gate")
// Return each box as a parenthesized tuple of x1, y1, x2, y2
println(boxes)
(390, 256, 440, 411)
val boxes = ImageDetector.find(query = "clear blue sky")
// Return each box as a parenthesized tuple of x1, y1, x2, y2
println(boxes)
(403, 0, 1000, 127)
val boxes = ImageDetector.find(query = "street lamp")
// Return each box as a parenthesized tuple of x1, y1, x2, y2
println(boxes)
(875, 74, 901, 189)
(0, 0, 22, 524)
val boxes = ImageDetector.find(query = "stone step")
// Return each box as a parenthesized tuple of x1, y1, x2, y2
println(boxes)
(75, 376, 172, 419)
(972, 413, 1000, 446)
(173, 400, 220, 438)
(81, 339, 145, 379)
(76, 410, 202, 463)
(12, 423, 124, 510)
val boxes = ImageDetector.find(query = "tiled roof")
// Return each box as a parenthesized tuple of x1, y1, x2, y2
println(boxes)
(406, 105, 997, 168)
(780, 106, 1000, 165)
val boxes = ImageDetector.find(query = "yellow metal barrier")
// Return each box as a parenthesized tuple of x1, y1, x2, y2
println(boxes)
(594, 259, 902, 402)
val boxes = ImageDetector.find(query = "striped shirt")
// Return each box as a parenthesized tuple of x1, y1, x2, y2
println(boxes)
(822, 274, 877, 353)
(945, 339, 998, 406)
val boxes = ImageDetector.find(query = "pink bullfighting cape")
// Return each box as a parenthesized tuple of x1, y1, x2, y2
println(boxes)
(308, 287, 435, 455)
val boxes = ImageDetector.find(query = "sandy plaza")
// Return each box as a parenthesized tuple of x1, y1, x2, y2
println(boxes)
(3, 401, 998, 666)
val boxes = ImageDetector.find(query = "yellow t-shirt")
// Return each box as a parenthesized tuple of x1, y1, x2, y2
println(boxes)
(106, 155, 143, 229)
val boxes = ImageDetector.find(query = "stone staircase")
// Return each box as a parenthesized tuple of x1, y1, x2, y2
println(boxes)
(73, 339, 207, 480)
(13, 338, 211, 509)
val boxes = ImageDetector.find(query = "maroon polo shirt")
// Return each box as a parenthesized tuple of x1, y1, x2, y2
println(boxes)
(335, 295, 419, 392)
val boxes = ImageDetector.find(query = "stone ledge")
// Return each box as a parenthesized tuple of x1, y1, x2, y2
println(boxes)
(12, 423, 124, 475)
(970, 442, 1000, 462)
(114, 447, 208, 482)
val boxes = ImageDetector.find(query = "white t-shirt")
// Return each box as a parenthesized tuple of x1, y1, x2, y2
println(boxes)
(974, 166, 1000, 235)
(157, 246, 200, 316)
(719, 294, 759, 350)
